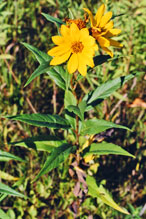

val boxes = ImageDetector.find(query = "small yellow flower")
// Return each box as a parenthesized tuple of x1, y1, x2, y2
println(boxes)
(48, 23, 98, 76)
(83, 4, 123, 57)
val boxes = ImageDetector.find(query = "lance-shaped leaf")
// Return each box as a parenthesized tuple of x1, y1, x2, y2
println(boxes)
(24, 63, 67, 89)
(67, 100, 87, 122)
(11, 135, 66, 152)
(34, 144, 76, 181)
(53, 66, 71, 90)
(81, 119, 130, 135)
(0, 209, 10, 219)
(67, 105, 82, 121)
(0, 150, 25, 162)
(46, 67, 66, 90)
(22, 42, 51, 64)
(4, 114, 70, 129)
(42, 12, 65, 27)
(93, 55, 111, 67)
(86, 176, 129, 215)
(84, 142, 135, 158)
(0, 182, 26, 198)
(87, 74, 136, 105)
(24, 61, 51, 87)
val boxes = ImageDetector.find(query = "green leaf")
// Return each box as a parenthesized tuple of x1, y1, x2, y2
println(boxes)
(86, 175, 130, 215)
(46, 67, 66, 90)
(53, 66, 71, 90)
(34, 144, 76, 181)
(0, 182, 26, 198)
(11, 135, 66, 152)
(93, 55, 111, 67)
(84, 142, 135, 158)
(0, 209, 10, 219)
(25, 62, 67, 89)
(0, 150, 25, 162)
(24, 61, 51, 87)
(42, 12, 65, 27)
(78, 100, 87, 121)
(4, 114, 70, 130)
(64, 90, 77, 129)
(22, 42, 51, 64)
(67, 100, 87, 122)
(81, 119, 130, 135)
(67, 105, 82, 121)
(87, 74, 136, 105)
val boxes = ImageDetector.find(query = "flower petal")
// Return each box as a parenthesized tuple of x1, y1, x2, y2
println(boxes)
(67, 53, 78, 74)
(60, 25, 69, 37)
(83, 8, 96, 27)
(48, 44, 70, 56)
(104, 20, 114, 31)
(105, 29, 122, 37)
(80, 28, 89, 41)
(81, 52, 95, 67)
(109, 39, 123, 47)
(52, 36, 64, 45)
(78, 54, 87, 76)
(95, 4, 105, 27)
(99, 11, 112, 28)
(102, 47, 113, 57)
(50, 50, 71, 65)
(70, 23, 80, 41)
(98, 36, 110, 47)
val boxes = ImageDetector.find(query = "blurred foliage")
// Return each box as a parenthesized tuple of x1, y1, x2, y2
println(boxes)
(0, 0, 146, 218)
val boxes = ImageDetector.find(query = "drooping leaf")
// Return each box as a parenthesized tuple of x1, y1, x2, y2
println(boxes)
(34, 144, 76, 181)
(0, 209, 10, 219)
(4, 114, 70, 130)
(24, 61, 51, 87)
(22, 42, 51, 64)
(11, 135, 66, 152)
(42, 12, 65, 27)
(87, 74, 136, 105)
(0, 150, 25, 162)
(0, 182, 26, 198)
(84, 142, 135, 158)
(81, 119, 130, 135)
(86, 175, 129, 215)
(64, 90, 77, 129)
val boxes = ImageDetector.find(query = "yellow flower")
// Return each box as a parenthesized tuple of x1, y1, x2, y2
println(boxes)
(48, 23, 98, 76)
(83, 4, 123, 57)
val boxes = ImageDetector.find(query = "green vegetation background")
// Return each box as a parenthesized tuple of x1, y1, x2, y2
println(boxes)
(0, 0, 146, 218)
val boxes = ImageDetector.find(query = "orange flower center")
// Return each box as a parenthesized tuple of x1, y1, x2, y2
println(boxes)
(71, 41, 84, 53)
(65, 18, 86, 29)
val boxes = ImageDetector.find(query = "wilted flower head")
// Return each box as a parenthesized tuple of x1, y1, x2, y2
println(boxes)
(64, 18, 87, 30)
(84, 4, 123, 57)
(48, 23, 98, 76)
